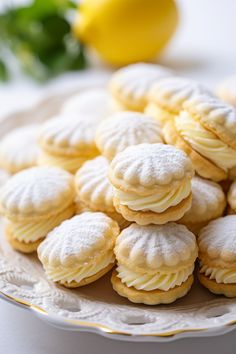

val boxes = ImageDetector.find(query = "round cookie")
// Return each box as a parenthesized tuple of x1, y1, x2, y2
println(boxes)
(38, 115, 99, 173)
(163, 95, 236, 181)
(62, 88, 114, 120)
(75, 156, 130, 229)
(198, 215, 236, 297)
(38, 212, 120, 288)
(0, 124, 39, 173)
(95, 111, 163, 160)
(217, 76, 236, 106)
(112, 223, 197, 305)
(179, 176, 226, 234)
(109, 63, 172, 112)
(109, 143, 194, 225)
(146, 77, 213, 126)
(0, 166, 75, 253)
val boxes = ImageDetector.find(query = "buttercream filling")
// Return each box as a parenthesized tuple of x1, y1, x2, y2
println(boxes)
(200, 263, 236, 284)
(117, 264, 194, 291)
(8, 205, 74, 243)
(114, 179, 191, 213)
(45, 251, 114, 284)
(38, 152, 89, 173)
(175, 112, 236, 171)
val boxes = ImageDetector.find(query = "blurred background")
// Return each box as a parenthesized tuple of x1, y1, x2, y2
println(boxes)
(0, 0, 235, 117)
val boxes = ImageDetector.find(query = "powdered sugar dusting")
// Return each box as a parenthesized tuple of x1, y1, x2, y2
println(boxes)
(38, 212, 119, 267)
(198, 216, 236, 262)
(184, 94, 236, 145)
(96, 111, 162, 160)
(115, 223, 197, 271)
(149, 77, 213, 113)
(181, 176, 226, 223)
(39, 115, 99, 151)
(75, 156, 114, 211)
(110, 63, 172, 107)
(0, 125, 39, 173)
(110, 143, 194, 187)
(0, 167, 74, 217)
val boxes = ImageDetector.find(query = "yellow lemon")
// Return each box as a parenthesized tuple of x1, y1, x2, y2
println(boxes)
(73, 0, 178, 66)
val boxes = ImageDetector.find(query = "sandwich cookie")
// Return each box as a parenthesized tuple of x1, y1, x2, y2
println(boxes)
(198, 215, 236, 297)
(0, 166, 75, 253)
(146, 77, 212, 127)
(109, 143, 194, 225)
(179, 176, 226, 234)
(75, 156, 130, 229)
(111, 223, 198, 305)
(0, 124, 39, 173)
(38, 212, 120, 288)
(38, 115, 99, 173)
(109, 63, 172, 112)
(164, 95, 236, 181)
(95, 111, 163, 160)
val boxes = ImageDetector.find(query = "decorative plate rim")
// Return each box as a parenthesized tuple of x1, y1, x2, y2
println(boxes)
(1, 86, 236, 342)
(1, 290, 236, 342)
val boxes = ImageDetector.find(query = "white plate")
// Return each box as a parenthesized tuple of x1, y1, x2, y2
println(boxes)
(0, 91, 236, 342)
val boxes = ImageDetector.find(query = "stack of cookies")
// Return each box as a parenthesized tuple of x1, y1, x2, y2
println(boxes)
(1, 62, 236, 305)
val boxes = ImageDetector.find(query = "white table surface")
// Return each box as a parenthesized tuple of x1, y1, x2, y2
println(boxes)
(1, 1, 236, 353)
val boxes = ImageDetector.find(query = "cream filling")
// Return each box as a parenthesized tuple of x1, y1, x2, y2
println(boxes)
(8, 205, 74, 243)
(200, 263, 236, 284)
(38, 152, 89, 173)
(45, 251, 114, 284)
(117, 264, 194, 291)
(175, 112, 236, 171)
(114, 179, 191, 213)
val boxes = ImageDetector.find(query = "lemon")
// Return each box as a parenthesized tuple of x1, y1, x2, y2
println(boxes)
(73, 0, 178, 66)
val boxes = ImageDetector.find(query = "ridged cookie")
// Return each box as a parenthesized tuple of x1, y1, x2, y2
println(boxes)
(95, 111, 162, 160)
(198, 215, 236, 297)
(179, 176, 226, 234)
(0, 167, 75, 252)
(109, 143, 194, 225)
(0, 125, 39, 173)
(147, 77, 213, 126)
(38, 212, 119, 287)
(163, 116, 229, 181)
(109, 63, 172, 111)
(38, 115, 99, 172)
(75, 156, 131, 229)
(183, 94, 236, 150)
(112, 223, 197, 304)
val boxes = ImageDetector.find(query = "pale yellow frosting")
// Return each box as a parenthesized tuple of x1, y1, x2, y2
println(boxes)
(8, 205, 74, 243)
(114, 178, 191, 213)
(45, 251, 114, 284)
(117, 263, 194, 291)
(175, 112, 236, 171)
(200, 263, 236, 284)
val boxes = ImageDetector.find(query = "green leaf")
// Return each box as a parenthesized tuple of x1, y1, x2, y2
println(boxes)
(0, 0, 86, 81)
(0, 58, 9, 81)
